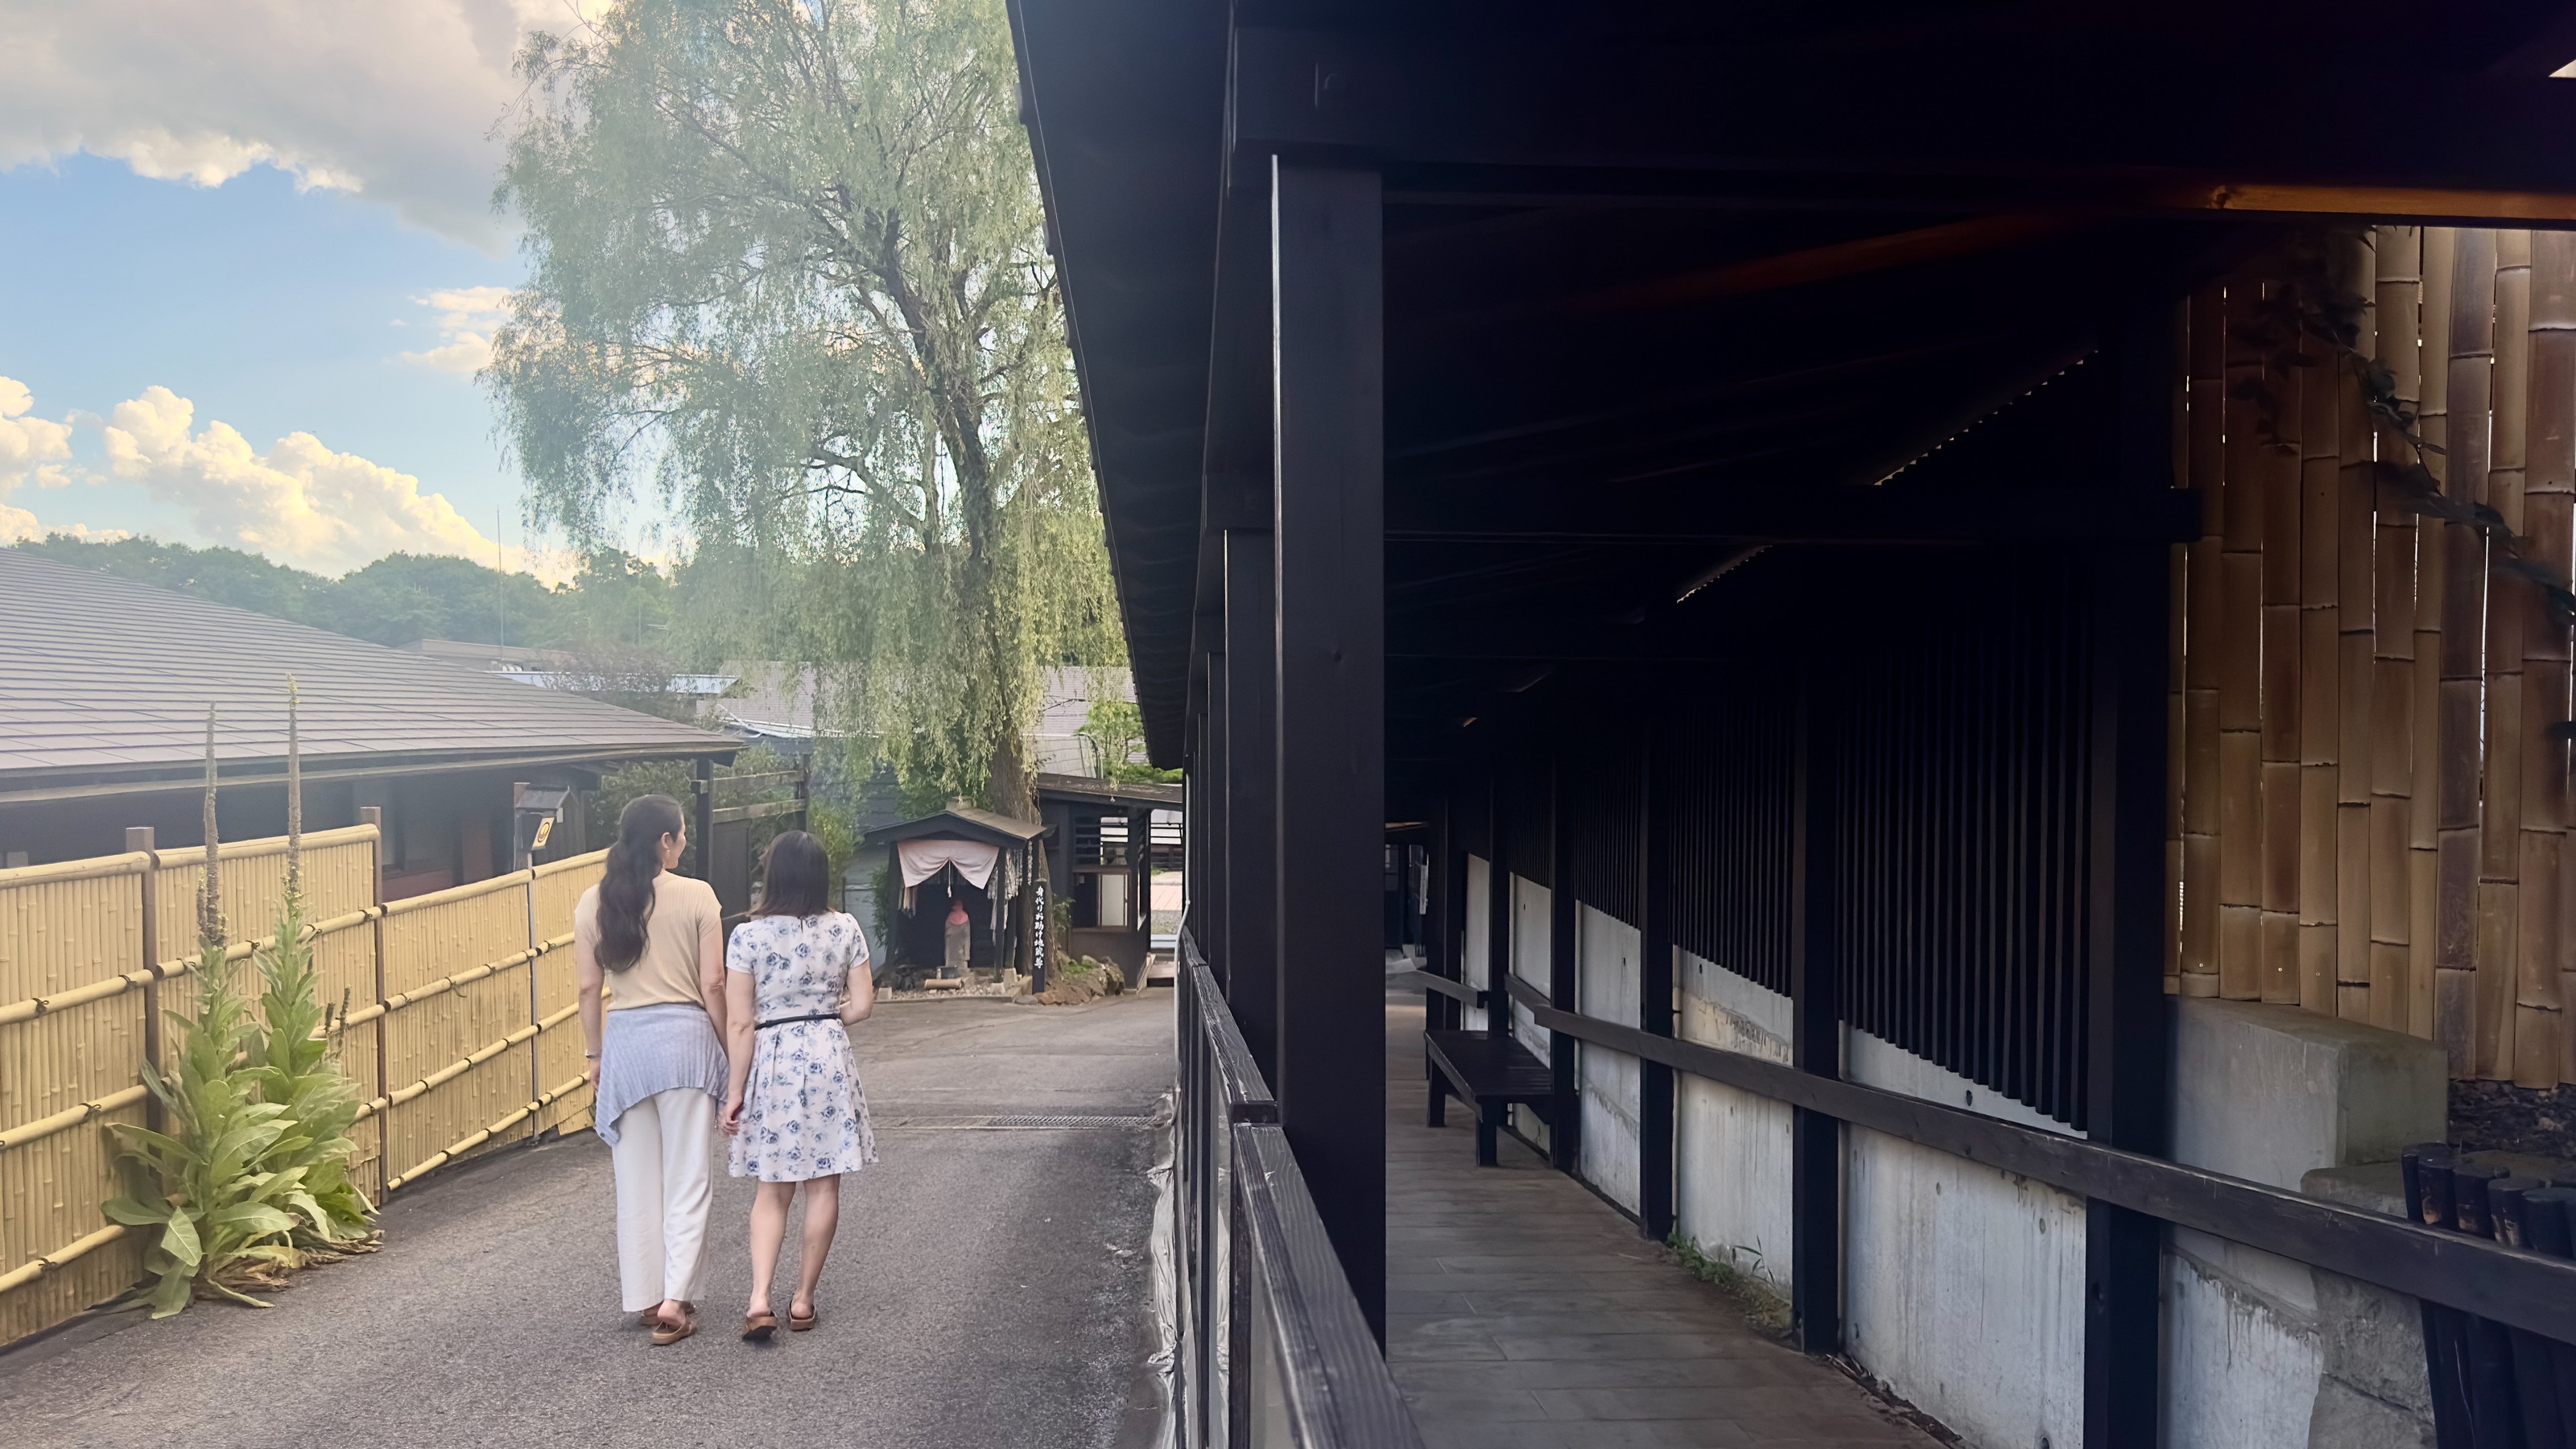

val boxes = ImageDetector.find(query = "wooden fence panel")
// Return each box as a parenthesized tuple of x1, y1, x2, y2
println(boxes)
(2, 830, 614, 1349)
(0, 855, 151, 1345)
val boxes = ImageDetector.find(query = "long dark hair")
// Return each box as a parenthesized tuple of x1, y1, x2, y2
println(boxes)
(751, 831, 831, 919)
(597, 794, 685, 972)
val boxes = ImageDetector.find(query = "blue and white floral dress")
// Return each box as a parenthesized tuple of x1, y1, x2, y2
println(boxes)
(726, 913, 878, 1182)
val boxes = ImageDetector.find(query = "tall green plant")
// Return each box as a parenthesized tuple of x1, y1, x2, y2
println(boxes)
(105, 686, 374, 1317)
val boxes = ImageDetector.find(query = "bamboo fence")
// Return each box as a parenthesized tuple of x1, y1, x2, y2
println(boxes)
(2174, 227, 2576, 1088)
(0, 824, 605, 1347)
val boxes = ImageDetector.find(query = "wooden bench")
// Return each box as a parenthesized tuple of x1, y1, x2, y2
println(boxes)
(1424, 1028, 1555, 1166)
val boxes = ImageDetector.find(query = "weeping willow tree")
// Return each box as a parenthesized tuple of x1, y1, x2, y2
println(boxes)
(489, 0, 1121, 817)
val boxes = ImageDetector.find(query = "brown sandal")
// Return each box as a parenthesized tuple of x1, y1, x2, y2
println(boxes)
(788, 1304, 819, 1332)
(650, 1307, 697, 1346)
(741, 1310, 779, 1342)
(638, 1300, 694, 1329)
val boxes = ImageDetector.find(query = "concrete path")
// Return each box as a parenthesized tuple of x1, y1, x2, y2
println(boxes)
(0, 993, 1174, 1449)
(1386, 990, 1939, 1448)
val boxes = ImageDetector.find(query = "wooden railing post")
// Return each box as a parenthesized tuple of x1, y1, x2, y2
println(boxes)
(125, 827, 159, 1129)
(360, 807, 390, 1188)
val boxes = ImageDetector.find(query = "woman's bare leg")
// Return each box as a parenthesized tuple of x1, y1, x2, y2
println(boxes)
(791, 1174, 842, 1318)
(747, 1179, 795, 1315)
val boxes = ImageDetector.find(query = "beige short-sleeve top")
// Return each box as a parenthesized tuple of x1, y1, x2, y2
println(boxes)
(576, 873, 724, 1012)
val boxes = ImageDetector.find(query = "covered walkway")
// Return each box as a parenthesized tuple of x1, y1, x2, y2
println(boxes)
(1385, 990, 1932, 1449)
(0, 996, 1171, 1449)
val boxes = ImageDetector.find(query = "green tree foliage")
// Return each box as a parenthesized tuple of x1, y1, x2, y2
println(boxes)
(490, 0, 1121, 819)
(1080, 698, 1180, 784)
(19, 535, 685, 663)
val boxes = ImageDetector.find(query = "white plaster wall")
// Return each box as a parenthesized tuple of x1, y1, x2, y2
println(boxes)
(1843, 1030, 2088, 1449)
(2165, 1229, 2322, 1449)
(2158, 997, 2444, 1449)
(1510, 874, 1550, 1144)
(1459, 854, 1490, 1032)
(1510, 874, 1549, 1058)
(1577, 904, 1642, 1213)
(1674, 951, 1794, 1290)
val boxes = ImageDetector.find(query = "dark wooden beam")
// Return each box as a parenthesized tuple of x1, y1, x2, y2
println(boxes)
(1235, 27, 2576, 218)
(1386, 481, 2202, 546)
(2083, 304, 2180, 1449)
(1269, 158, 1387, 1344)
(1548, 753, 1580, 1174)
(1222, 530, 1278, 1083)
(1638, 716, 1677, 1244)
(1521, 1000, 2576, 1346)
(1789, 663, 1843, 1357)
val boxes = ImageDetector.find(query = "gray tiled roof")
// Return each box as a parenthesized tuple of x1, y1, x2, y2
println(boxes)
(0, 547, 737, 785)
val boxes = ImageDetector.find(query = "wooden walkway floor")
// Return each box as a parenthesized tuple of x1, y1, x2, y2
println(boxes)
(1384, 990, 1939, 1449)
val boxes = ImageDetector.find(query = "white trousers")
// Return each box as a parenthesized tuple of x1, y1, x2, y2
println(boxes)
(609, 1087, 715, 1311)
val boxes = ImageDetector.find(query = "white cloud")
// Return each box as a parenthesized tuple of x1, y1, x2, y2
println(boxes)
(0, 376, 77, 494)
(0, 2, 613, 249)
(400, 285, 513, 375)
(99, 385, 562, 578)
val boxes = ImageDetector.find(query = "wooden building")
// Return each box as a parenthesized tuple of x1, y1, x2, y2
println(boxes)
(0, 548, 737, 894)
(1037, 772, 1183, 978)
(1011, 2, 2576, 1446)
(862, 805, 1050, 986)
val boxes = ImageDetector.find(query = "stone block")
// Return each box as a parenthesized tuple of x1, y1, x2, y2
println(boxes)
(2171, 997, 2448, 1190)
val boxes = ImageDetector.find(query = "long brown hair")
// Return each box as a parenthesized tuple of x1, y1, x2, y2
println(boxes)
(751, 831, 830, 919)
(597, 794, 684, 972)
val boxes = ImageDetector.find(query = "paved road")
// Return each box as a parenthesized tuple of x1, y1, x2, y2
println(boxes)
(0, 993, 1175, 1449)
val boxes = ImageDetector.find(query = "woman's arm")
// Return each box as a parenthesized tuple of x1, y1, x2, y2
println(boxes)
(720, 946, 758, 1135)
(698, 905, 729, 1042)
(841, 928, 876, 1025)
(576, 933, 606, 1089)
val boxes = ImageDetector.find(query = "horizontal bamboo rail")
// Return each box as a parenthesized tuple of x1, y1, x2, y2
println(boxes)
(0, 1225, 130, 1298)
(0, 1086, 151, 1153)
(384, 1071, 591, 1192)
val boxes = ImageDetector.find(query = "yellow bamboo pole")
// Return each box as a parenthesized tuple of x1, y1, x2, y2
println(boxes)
(2442, 227, 2497, 1076)
(2483, 231, 2533, 1082)
(2301, 269, 2345, 1017)
(2264, 279, 2308, 1005)
(2220, 279, 2269, 1000)
(2522, 229, 2576, 1088)
(2414, 226, 2458, 1042)
(2183, 282, 2227, 997)
(2334, 229, 2379, 1022)
(2373, 226, 2425, 1034)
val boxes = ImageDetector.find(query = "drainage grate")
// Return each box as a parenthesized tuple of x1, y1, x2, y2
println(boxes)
(876, 1108, 1160, 1131)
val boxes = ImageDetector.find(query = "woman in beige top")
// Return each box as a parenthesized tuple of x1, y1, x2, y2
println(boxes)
(576, 794, 729, 1346)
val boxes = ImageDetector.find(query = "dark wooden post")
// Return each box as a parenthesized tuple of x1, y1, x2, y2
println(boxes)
(1430, 793, 1457, 1030)
(1197, 654, 1227, 978)
(1639, 720, 1678, 1242)
(1269, 155, 1385, 1342)
(691, 758, 714, 881)
(1549, 752, 1581, 1173)
(1487, 770, 1512, 1034)
(1223, 529, 1279, 1082)
(126, 826, 161, 1126)
(2083, 303, 2178, 1449)
(1790, 662, 1844, 1356)
(1128, 806, 1151, 956)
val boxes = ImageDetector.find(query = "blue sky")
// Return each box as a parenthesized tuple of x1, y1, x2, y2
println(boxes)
(0, 155, 531, 568)
(0, 1, 627, 579)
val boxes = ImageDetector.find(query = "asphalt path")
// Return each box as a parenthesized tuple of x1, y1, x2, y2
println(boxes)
(0, 992, 1175, 1449)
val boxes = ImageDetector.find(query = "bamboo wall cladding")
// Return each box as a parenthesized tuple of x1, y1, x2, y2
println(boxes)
(2173, 228, 2576, 1089)
(0, 831, 609, 1349)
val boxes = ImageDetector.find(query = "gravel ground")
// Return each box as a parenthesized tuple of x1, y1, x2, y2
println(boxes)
(0, 992, 1176, 1449)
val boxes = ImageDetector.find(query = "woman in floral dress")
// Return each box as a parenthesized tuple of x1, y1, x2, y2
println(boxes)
(719, 831, 877, 1340)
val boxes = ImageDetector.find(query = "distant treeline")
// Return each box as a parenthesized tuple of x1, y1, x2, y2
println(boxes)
(14, 535, 675, 651)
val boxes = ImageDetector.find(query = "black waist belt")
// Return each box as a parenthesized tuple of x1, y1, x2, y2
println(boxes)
(755, 1012, 841, 1030)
